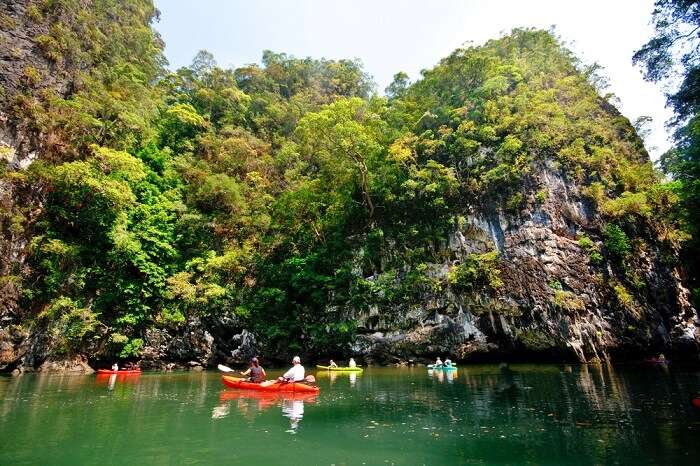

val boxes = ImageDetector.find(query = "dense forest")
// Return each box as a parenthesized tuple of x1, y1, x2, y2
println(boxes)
(0, 0, 698, 371)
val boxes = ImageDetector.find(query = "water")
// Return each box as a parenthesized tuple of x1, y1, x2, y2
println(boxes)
(1, 364, 700, 465)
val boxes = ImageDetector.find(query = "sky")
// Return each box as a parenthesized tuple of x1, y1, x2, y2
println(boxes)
(153, 0, 672, 159)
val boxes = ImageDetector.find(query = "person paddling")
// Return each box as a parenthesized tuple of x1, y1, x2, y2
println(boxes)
(240, 357, 266, 383)
(348, 357, 357, 368)
(444, 357, 453, 368)
(278, 356, 305, 383)
(329, 359, 338, 368)
(434, 357, 443, 368)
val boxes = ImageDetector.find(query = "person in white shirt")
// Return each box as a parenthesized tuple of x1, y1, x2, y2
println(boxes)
(278, 356, 305, 382)
(348, 358, 356, 368)
(444, 357, 453, 368)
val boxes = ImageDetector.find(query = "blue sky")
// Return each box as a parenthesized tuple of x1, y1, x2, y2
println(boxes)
(153, 0, 671, 158)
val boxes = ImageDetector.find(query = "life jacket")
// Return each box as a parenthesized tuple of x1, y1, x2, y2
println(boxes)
(249, 365, 265, 383)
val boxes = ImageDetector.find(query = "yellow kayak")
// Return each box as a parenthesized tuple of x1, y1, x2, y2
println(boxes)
(316, 365, 363, 373)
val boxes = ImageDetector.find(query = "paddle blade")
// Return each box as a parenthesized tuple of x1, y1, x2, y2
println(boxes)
(218, 364, 235, 373)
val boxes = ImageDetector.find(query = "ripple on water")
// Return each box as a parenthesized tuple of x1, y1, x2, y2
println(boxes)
(1, 366, 700, 464)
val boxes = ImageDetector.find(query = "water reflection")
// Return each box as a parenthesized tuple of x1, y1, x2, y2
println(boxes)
(95, 373, 141, 391)
(281, 398, 304, 433)
(315, 370, 360, 386)
(3, 366, 700, 465)
(428, 368, 457, 383)
(214, 389, 318, 433)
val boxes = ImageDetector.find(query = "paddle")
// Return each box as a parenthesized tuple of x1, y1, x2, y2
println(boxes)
(218, 364, 249, 377)
(217, 364, 236, 373)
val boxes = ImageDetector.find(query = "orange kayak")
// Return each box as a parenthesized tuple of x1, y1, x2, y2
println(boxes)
(221, 375, 320, 393)
(96, 369, 142, 375)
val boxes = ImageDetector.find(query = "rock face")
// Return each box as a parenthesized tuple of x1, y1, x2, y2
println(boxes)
(1, 0, 63, 334)
(138, 317, 258, 370)
(37, 355, 94, 374)
(1, 0, 77, 167)
(350, 166, 698, 364)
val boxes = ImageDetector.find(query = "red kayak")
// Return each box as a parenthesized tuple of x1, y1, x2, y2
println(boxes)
(692, 397, 700, 409)
(221, 375, 320, 394)
(96, 369, 142, 375)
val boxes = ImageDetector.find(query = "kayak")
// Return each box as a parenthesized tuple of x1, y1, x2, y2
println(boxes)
(96, 369, 142, 375)
(316, 365, 363, 372)
(428, 364, 457, 370)
(222, 375, 320, 394)
(643, 358, 670, 365)
(692, 397, 700, 409)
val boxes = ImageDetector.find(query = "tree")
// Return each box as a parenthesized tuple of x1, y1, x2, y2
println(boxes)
(190, 50, 217, 78)
(385, 71, 410, 99)
(634, 0, 700, 305)
(294, 97, 387, 223)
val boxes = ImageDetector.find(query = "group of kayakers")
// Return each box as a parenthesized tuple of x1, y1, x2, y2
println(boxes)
(328, 358, 356, 369)
(238, 356, 359, 385)
(433, 356, 454, 368)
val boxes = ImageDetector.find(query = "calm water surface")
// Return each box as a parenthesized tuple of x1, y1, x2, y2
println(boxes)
(1, 364, 700, 465)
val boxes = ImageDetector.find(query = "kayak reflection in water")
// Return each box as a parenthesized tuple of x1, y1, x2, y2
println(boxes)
(240, 357, 266, 383)
(428, 367, 456, 383)
(282, 398, 305, 433)
(213, 390, 318, 431)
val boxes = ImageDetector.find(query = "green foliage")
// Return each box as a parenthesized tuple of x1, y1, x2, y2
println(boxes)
(552, 289, 586, 313)
(506, 192, 524, 213)
(603, 191, 651, 218)
(634, 0, 700, 304)
(578, 234, 603, 264)
(448, 251, 502, 293)
(603, 224, 631, 263)
(535, 189, 548, 204)
(548, 280, 585, 313)
(516, 329, 556, 351)
(119, 338, 144, 358)
(40, 297, 98, 355)
(385, 72, 410, 100)
(7, 19, 694, 362)
(612, 282, 635, 313)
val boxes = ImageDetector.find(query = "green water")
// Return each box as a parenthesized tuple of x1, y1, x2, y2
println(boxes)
(1, 364, 700, 465)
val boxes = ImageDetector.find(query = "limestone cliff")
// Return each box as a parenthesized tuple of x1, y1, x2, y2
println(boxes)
(350, 165, 697, 363)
